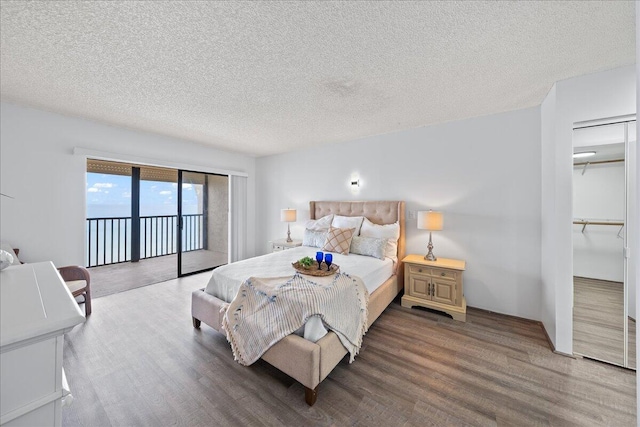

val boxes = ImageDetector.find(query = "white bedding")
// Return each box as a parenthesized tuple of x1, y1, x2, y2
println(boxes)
(204, 246, 393, 301)
(204, 246, 393, 341)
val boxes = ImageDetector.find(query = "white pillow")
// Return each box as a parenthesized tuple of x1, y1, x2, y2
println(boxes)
(359, 218, 400, 261)
(0, 250, 14, 270)
(0, 242, 21, 265)
(331, 215, 365, 236)
(305, 214, 334, 231)
(302, 229, 327, 248)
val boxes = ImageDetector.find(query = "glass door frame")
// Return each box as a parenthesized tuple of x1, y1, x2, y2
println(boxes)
(177, 169, 229, 277)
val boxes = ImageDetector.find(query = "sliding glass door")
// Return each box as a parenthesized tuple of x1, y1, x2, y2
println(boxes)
(178, 170, 229, 276)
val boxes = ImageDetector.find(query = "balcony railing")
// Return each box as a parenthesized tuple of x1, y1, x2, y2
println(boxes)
(86, 214, 204, 267)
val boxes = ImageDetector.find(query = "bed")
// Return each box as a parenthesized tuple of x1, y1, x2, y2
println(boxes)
(191, 200, 405, 405)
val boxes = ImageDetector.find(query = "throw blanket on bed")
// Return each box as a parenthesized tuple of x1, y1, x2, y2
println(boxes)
(221, 272, 369, 366)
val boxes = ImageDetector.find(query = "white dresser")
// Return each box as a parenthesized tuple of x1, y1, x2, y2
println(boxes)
(0, 262, 85, 427)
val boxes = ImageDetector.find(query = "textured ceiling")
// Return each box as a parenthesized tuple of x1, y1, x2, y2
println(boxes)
(0, 1, 635, 157)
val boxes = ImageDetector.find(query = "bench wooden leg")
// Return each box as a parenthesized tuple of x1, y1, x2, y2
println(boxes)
(192, 317, 201, 329)
(304, 386, 318, 406)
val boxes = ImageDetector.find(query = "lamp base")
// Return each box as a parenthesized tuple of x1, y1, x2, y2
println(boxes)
(286, 224, 293, 243)
(424, 231, 437, 261)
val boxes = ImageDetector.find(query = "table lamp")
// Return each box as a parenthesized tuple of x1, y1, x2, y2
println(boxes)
(417, 210, 443, 261)
(281, 208, 297, 242)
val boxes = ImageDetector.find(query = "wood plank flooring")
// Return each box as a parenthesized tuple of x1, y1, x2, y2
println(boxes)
(63, 273, 636, 426)
(573, 276, 636, 368)
(89, 250, 227, 298)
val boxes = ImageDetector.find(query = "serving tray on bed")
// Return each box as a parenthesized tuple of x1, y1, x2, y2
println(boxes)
(292, 261, 339, 276)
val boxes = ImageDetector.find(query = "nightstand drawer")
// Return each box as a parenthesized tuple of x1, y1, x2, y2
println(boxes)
(431, 268, 457, 281)
(408, 264, 431, 276)
(271, 239, 302, 253)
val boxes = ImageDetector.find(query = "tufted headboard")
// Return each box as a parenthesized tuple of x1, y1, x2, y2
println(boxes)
(309, 201, 405, 291)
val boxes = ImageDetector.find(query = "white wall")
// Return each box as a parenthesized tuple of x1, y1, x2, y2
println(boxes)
(635, 1, 639, 412)
(256, 107, 542, 320)
(572, 163, 625, 282)
(540, 83, 558, 347)
(0, 101, 256, 267)
(540, 65, 636, 354)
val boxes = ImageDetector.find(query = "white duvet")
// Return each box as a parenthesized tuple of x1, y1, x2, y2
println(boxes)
(205, 246, 393, 341)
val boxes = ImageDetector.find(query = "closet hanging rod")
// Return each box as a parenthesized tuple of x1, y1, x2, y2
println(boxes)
(574, 220, 624, 234)
(573, 159, 624, 167)
(573, 220, 624, 226)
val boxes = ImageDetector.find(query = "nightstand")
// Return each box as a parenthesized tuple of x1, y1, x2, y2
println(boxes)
(271, 239, 302, 252)
(401, 254, 466, 321)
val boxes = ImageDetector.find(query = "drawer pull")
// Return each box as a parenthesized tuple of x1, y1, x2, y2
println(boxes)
(418, 269, 422, 273)
(441, 272, 446, 276)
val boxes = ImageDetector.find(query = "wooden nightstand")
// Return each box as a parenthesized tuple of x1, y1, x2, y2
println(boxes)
(271, 239, 302, 252)
(401, 254, 467, 321)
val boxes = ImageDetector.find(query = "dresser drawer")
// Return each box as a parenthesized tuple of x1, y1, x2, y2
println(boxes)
(1, 336, 60, 416)
(431, 268, 457, 281)
(408, 264, 431, 276)
(272, 245, 286, 252)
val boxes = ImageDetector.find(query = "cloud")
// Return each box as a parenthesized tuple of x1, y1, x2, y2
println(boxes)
(122, 191, 131, 198)
(159, 190, 172, 195)
(87, 187, 99, 193)
(93, 183, 114, 188)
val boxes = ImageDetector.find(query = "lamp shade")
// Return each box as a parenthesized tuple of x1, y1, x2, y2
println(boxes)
(280, 209, 297, 222)
(417, 210, 443, 231)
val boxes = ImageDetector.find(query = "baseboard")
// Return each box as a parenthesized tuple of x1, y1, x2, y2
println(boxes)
(539, 321, 576, 358)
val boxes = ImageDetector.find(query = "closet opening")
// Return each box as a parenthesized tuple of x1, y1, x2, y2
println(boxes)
(572, 117, 636, 369)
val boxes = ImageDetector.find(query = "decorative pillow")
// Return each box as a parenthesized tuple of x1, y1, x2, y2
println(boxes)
(322, 226, 355, 255)
(350, 236, 386, 260)
(0, 242, 21, 265)
(302, 229, 327, 248)
(305, 214, 334, 231)
(331, 215, 365, 236)
(359, 218, 400, 261)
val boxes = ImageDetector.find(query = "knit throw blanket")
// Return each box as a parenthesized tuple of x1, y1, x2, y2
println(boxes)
(221, 272, 369, 366)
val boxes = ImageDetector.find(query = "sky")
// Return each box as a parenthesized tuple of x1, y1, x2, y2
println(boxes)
(86, 173, 199, 218)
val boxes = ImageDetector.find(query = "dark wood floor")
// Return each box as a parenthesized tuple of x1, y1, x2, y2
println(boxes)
(63, 273, 636, 426)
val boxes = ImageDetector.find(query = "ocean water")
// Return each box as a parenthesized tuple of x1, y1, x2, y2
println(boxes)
(87, 204, 197, 218)
(85, 205, 201, 266)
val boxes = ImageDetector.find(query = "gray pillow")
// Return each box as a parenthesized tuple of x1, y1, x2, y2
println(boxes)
(349, 236, 386, 260)
(302, 229, 327, 248)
